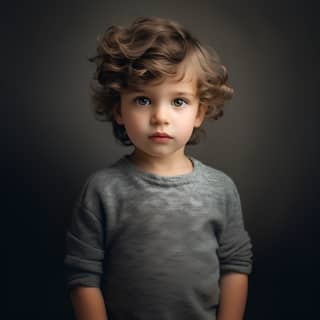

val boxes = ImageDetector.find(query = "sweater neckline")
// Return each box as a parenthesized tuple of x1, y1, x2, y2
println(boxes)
(119, 154, 201, 186)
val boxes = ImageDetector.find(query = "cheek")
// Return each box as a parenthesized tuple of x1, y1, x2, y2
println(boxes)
(122, 113, 146, 135)
(175, 111, 198, 129)
(173, 115, 196, 140)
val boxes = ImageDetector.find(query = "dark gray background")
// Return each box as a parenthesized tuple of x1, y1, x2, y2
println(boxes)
(4, 0, 318, 319)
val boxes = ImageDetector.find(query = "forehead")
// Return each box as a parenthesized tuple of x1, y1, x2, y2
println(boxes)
(125, 63, 199, 94)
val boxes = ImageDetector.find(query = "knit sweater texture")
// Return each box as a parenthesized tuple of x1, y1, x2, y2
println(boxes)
(64, 155, 253, 320)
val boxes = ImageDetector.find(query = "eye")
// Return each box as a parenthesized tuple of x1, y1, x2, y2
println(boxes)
(134, 96, 151, 106)
(172, 98, 187, 107)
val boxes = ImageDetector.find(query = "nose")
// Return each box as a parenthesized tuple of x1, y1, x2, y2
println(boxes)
(150, 103, 169, 125)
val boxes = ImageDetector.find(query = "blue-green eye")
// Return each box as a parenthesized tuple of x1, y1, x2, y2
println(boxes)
(173, 98, 187, 107)
(134, 96, 151, 106)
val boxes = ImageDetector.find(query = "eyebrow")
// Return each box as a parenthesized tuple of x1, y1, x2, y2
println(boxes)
(174, 91, 196, 97)
(127, 90, 196, 98)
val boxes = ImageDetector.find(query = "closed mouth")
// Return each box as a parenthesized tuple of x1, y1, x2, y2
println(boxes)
(149, 132, 172, 139)
(149, 132, 173, 138)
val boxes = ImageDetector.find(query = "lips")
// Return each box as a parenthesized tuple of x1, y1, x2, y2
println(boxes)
(149, 132, 173, 138)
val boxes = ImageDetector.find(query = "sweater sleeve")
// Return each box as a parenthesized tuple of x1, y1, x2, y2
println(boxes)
(217, 176, 253, 275)
(63, 175, 105, 290)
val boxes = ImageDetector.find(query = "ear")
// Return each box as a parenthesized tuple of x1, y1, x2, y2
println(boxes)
(112, 105, 124, 125)
(194, 103, 207, 128)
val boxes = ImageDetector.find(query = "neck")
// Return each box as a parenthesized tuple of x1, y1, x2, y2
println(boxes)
(129, 149, 193, 176)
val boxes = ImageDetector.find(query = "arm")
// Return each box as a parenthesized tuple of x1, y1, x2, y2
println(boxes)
(70, 286, 108, 320)
(216, 177, 253, 319)
(217, 272, 248, 320)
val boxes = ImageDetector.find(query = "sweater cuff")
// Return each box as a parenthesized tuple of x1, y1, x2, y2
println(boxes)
(65, 271, 102, 290)
(220, 263, 252, 275)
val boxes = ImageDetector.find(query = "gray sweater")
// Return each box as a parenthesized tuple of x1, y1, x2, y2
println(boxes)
(64, 155, 253, 320)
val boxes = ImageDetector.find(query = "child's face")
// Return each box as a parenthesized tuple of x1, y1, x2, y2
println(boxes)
(114, 70, 207, 161)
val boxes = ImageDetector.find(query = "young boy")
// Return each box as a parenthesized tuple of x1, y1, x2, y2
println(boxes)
(64, 16, 253, 320)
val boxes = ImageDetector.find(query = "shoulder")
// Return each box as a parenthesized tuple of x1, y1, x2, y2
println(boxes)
(193, 157, 239, 196)
(76, 158, 127, 204)
(194, 159, 244, 221)
(89, 161, 126, 186)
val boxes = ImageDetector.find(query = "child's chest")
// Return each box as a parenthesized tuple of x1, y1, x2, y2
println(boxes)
(107, 183, 225, 240)
(104, 183, 226, 267)
(102, 184, 224, 306)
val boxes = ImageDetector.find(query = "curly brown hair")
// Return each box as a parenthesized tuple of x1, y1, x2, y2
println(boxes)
(88, 16, 234, 146)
